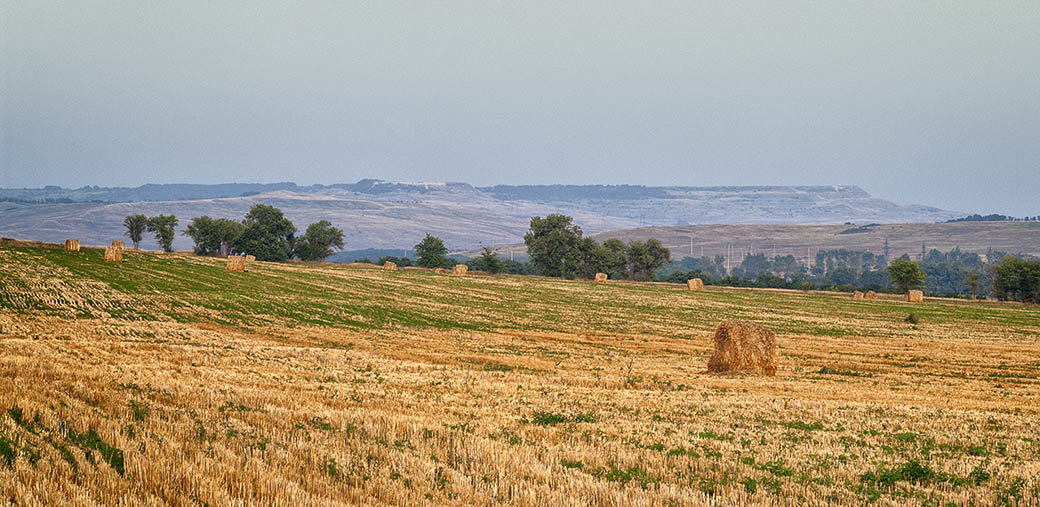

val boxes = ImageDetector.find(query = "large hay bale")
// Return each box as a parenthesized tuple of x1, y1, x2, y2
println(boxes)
(226, 255, 245, 272)
(594, 272, 608, 282)
(245, 255, 256, 262)
(111, 240, 125, 249)
(64, 239, 80, 252)
(852, 291, 864, 300)
(452, 264, 468, 275)
(707, 321, 777, 376)
(103, 246, 122, 262)
(687, 278, 704, 291)
(907, 290, 923, 303)
(383, 261, 397, 271)
(865, 290, 877, 300)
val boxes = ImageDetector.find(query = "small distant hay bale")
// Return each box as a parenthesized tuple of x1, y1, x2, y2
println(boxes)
(226, 256, 245, 272)
(907, 290, 923, 303)
(452, 264, 468, 275)
(865, 290, 877, 300)
(111, 240, 125, 249)
(383, 261, 398, 271)
(595, 272, 608, 282)
(245, 255, 256, 262)
(852, 291, 864, 300)
(435, 268, 450, 274)
(707, 320, 777, 376)
(64, 239, 80, 252)
(104, 246, 122, 262)
(687, 278, 704, 291)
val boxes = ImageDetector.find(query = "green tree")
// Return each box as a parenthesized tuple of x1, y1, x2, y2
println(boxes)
(295, 220, 345, 261)
(146, 215, 178, 252)
(414, 234, 449, 268)
(183, 216, 244, 256)
(626, 238, 671, 281)
(991, 256, 1040, 303)
(123, 214, 149, 249)
(524, 214, 583, 278)
(966, 272, 980, 300)
(887, 259, 926, 293)
(474, 247, 505, 274)
(235, 204, 296, 261)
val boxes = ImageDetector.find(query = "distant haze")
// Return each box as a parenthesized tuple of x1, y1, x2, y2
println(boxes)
(2, 2, 1038, 215)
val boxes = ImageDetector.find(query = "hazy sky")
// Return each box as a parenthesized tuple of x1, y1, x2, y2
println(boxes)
(2, 1, 1038, 214)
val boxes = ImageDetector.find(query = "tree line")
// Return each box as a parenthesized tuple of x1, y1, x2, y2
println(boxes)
(123, 204, 345, 262)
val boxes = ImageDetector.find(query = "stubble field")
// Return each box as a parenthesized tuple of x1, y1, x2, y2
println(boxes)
(1, 245, 1038, 505)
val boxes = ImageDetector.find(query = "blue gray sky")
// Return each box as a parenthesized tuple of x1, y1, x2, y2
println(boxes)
(2, 1, 1038, 215)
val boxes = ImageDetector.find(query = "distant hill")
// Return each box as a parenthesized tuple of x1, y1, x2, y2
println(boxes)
(461, 222, 1040, 262)
(0, 180, 963, 251)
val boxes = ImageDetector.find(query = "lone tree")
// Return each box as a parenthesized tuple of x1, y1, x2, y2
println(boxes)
(414, 234, 449, 268)
(295, 220, 345, 261)
(475, 247, 505, 274)
(183, 216, 244, 256)
(991, 256, 1040, 303)
(123, 214, 149, 249)
(524, 214, 583, 278)
(235, 204, 296, 262)
(146, 215, 178, 253)
(626, 238, 672, 281)
(887, 259, 926, 293)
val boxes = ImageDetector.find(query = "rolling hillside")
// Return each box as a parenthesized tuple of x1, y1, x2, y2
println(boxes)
(0, 181, 962, 252)
(1, 245, 1038, 504)
(467, 221, 1040, 262)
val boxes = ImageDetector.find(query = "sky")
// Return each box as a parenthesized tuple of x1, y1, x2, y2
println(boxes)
(2, 1, 1038, 215)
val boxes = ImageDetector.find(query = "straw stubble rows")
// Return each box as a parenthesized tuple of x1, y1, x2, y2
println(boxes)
(0, 246, 1038, 505)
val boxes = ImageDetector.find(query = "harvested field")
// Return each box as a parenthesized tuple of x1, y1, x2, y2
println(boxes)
(1, 244, 1038, 505)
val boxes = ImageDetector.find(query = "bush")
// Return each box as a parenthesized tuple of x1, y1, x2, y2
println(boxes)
(905, 313, 920, 324)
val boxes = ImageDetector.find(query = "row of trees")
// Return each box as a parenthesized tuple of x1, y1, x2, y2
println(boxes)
(523, 214, 671, 280)
(123, 204, 345, 261)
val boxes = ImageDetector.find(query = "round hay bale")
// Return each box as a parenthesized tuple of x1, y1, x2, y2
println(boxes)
(594, 272, 608, 282)
(907, 290, 923, 303)
(852, 291, 864, 299)
(452, 264, 468, 275)
(226, 255, 245, 272)
(687, 278, 704, 291)
(865, 290, 877, 300)
(707, 320, 777, 376)
(383, 261, 397, 271)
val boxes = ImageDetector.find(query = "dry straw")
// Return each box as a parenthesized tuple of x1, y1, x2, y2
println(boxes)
(103, 246, 122, 262)
(907, 290, 924, 303)
(707, 320, 777, 376)
(226, 256, 245, 272)
(852, 291, 864, 300)
(452, 264, 468, 275)
(687, 278, 704, 291)
(435, 268, 450, 274)
(865, 290, 877, 300)
(64, 239, 80, 252)
(594, 273, 608, 282)
(383, 261, 398, 271)
(245, 255, 256, 262)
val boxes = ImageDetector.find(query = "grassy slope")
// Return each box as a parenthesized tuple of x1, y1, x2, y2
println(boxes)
(1, 246, 1039, 505)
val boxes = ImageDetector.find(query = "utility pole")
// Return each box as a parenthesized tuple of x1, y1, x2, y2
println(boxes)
(921, 241, 926, 261)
